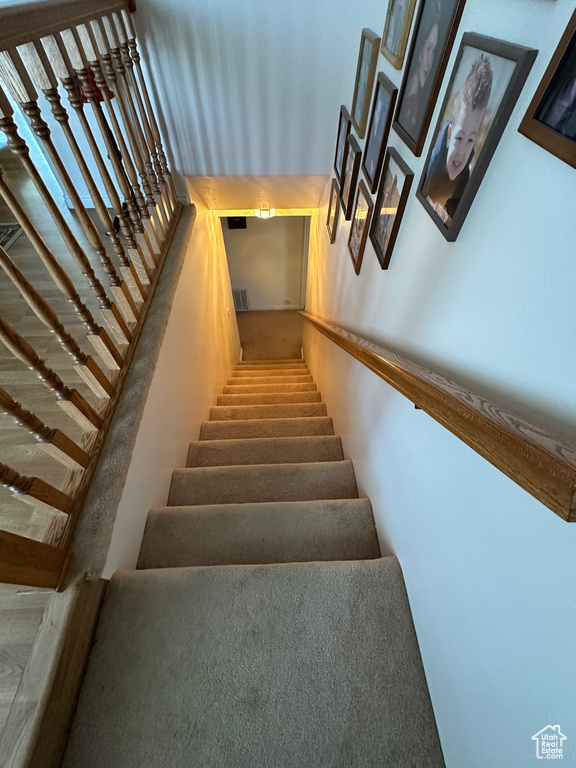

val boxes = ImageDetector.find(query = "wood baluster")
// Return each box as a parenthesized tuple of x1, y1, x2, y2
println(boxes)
(105, 14, 169, 238)
(0, 89, 123, 373)
(0, 314, 101, 432)
(40, 34, 146, 305)
(120, 9, 177, 212)
(0, 462, 74, 516)
(0, 386, 90, 470)
(20, 41, 139, 325)
(61, 27, 155, 280)
(96, 17, 167, 244)
(0, 49, 132, 349)
(0, 529, 71, 589)
(0, 245, 113, 400)
(80, 22, 161, 261)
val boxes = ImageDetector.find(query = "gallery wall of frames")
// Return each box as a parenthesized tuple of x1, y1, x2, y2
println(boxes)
(327, 1, 576, 269)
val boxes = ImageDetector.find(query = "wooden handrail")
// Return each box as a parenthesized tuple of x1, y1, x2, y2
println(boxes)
(0, 0, 130, 51)
(300, 311, 576, 522)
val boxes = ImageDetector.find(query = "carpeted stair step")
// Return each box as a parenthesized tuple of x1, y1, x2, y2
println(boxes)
(217, 391, 321, 405)
(231, 369, 309, 378)
(237, 357, 303, 365)
(230, 375, 313, 385)
(236, 362, 308, 371)
(168, 460, 358, 505)
(62, 558, 445, 768)
(137, 498, 379, 568)
(222, 382, 317, 394)
(187, 435, 344, 467)
(209, 403, 326, 421)
(199, 416, 334, 440)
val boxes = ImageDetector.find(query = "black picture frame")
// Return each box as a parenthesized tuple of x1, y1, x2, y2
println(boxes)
(518, 7, 576, 169)
(340, 133, 362, 220)
(392, 0, 467, 157)
(351, 28, 381, 139)
(333, 105, 352, 185)
(348, 180, 374, 275)
(326, 178, 340, 244)
(416, 32, 537, 241)
(369, 147, 413, 269)
(362, 73, 398, 194)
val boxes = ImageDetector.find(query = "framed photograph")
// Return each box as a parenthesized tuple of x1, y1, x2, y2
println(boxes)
(393, 0, 467, 156)
(326, 178, 340, 244)
(333, 105, 352, 185)
(351, 28, 381, 138)
(369, 148, 413, 269)
(416, 33, 537, 241)
(362, 73, 398, 193)
(340, 133, 362, 220)
(381, 0, 417, 70)
(518, 8, 576, 169)
(348, 180, 374, 275)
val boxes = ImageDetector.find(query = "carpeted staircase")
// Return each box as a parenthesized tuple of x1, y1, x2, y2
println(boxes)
(63, 359, 445, 767)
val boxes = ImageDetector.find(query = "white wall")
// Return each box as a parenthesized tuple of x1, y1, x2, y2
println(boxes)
(103, 197, 240, 577)
(222, 215, 307, 310)
(304, 1, 576, 766)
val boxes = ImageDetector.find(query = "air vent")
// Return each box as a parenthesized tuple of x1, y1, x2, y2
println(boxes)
(227, 217, 246, 229)
(232, 289, 249, 311)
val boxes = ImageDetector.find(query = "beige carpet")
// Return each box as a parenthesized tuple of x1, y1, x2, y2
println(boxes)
(63, 359, 445, 767)
(236, 310, 303, 359)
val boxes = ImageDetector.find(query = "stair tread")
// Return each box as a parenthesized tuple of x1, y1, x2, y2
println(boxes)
(238, 358, 303, 364)
(199, 416, 334, 440)
(222, 383, 317, 394)
(209, 403, 327, 421)
(187, 435, 343, 467)
(63, 558, 444, 768)
(137, 498, 379, 568)
(169, 460, 358, 506)
(217, 392, 322, 405)
(231, 369, 310, 377)
(230, 375, 313, 385)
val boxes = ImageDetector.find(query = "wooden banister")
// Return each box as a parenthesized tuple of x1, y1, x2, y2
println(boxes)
(300, 311, 576, 522)
(0, 0, 130, 51)
(0, 0, 182, 588)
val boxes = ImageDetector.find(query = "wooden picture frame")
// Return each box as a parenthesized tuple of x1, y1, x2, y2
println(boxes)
(518, 7, 576, 169)
(416, 33, 537, 241)
(333, 105, 352, 185)
(351, 28, 381, 139)
(340, 133, 362, 220)
(381, 0, 417, 70)
(392, 0, 467, 156)
(369, 148, 413, 269)
(348, 180, 374, 275)
(362, 73, 398, 193)
(326, 178, 340, 244)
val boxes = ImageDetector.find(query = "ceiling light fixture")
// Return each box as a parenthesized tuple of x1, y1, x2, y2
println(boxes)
(254, 207, 277, 219)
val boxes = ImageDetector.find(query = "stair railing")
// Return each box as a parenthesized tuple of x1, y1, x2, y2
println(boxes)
(0, 0, 182, 588)
(300, 311, 576, 523)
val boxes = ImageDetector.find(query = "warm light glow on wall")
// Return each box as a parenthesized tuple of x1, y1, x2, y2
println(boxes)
(217, 208, 317, 217)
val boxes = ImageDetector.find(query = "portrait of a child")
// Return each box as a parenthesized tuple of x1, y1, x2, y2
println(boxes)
(421, 53, 493, 222)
